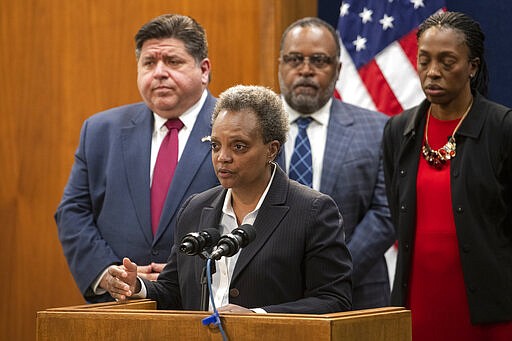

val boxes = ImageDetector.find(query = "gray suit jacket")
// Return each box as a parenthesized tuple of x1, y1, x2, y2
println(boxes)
(144, 165, 353, 314)
(279, 98, 394, 309)
(55, 93, 220, 302)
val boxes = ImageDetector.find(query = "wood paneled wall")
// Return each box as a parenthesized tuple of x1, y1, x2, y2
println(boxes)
(0, 1, 316, 339)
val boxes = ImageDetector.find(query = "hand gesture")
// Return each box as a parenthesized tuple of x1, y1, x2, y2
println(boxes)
(103, 257, 140, 301)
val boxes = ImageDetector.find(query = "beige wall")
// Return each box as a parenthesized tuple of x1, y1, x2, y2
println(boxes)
(0, 0, 316, 339)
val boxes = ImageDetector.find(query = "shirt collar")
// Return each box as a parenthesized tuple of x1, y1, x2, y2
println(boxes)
(283, 97, 332, 126)
(152, 89, 208, 132)
(222, 163, 278, 218)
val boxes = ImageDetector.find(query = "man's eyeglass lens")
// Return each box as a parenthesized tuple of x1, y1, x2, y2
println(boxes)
(282, 54, 333, 68)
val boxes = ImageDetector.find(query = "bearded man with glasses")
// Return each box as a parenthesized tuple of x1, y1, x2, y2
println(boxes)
(277, 17, 395, 310)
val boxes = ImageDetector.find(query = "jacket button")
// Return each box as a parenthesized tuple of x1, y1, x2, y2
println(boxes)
(399, 169, 407, 177)
(151, 249, 159, 256)
(404, 244, 410, 251)
(456, 206, 464, 214)
(400, 203, 407, 211)
(229, 288, 240, 298)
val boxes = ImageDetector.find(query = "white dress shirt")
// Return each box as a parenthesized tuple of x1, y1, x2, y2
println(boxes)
(283, 98, 332, 191)
(150, 90, 208, 183)
(210, 164, 276, 312)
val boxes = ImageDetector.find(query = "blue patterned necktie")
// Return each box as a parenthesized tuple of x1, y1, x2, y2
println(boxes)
(289, 116, 313, 187)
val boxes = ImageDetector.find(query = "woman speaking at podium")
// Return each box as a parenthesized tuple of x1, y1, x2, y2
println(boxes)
(106, 85, 352, 314)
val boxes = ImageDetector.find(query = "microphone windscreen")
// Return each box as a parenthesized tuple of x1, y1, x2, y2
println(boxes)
(203, 227, 221, 245)
(237, 224, 256, 246)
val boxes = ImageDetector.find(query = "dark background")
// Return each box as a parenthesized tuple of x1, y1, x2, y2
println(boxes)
(318, 0, 512, 108)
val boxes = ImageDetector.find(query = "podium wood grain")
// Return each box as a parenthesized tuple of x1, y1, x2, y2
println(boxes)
(37, 300, 411, 340)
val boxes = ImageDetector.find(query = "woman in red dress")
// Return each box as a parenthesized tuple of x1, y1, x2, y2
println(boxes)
(383, 11, 512, 340)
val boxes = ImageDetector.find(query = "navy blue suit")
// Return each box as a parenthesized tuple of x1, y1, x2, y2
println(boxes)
(279, 98, 394, 309)
(55, 93, 219, 302)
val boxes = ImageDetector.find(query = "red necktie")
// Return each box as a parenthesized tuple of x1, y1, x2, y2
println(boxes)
(151, 118, 184, 236)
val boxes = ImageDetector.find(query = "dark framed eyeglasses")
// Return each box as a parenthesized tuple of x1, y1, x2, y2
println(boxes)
(281, 53, 335, 69)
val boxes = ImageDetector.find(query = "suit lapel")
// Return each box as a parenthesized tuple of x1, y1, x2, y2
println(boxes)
(194, 188, 226, 278)
(155, 93, 216, 241)
(231, 166, 290, 283)
(199, 189, 225, 231)
(320, 99, 355, 194)
(278, 99, 355, 194)
(120, 105, 153, 244)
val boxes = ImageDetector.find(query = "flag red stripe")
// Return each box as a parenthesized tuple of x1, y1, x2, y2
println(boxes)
(398, 29, 419, 70)
(358, 60, 403, 115)
(334, 88, 342, 100)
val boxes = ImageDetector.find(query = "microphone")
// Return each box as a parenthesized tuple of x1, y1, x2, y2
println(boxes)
(210, 224, 256, 261)
(179, 228, 221, 256)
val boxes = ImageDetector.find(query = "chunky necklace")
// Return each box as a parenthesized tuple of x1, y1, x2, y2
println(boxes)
(421, 99, 473, 169)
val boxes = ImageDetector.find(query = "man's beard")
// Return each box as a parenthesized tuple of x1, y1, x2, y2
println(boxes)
(280, 77, 336, 114)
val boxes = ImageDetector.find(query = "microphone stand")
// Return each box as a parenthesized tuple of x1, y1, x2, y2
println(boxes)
(199, 251, 216, 311)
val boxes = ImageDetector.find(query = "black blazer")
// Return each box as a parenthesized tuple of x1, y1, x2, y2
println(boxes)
(144, 165, 353, 314)
(383, 92, 512, 324)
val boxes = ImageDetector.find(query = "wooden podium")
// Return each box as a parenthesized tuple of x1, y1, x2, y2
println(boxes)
(37, 300, 411, 340)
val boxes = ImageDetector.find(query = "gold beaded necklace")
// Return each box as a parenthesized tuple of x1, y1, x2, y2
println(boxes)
(421, 99, 473, 169)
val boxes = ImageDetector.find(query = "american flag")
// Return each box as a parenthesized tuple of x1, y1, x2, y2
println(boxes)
(335, 0, 446, 116)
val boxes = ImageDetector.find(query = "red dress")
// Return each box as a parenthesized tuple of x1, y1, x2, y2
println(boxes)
(409, 114, 512, 340)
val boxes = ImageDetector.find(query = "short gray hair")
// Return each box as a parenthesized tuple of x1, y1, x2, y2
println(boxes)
(212, 85, 288, 147)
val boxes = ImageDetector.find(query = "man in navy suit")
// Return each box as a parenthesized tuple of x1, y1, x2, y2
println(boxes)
(278, 17, 394, 310)
(55, 14, 219, 303)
